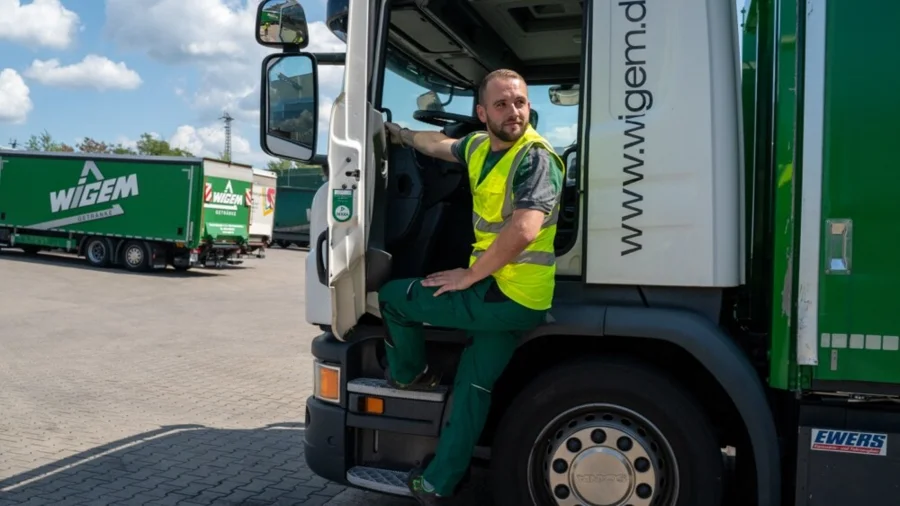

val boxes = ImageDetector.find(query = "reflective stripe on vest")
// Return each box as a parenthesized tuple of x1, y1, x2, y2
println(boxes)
(462, 124, 565, 311)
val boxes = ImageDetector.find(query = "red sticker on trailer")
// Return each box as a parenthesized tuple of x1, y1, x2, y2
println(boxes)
(811, 429, 888, 456)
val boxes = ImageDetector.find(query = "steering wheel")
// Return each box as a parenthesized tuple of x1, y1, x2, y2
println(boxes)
(413, 110, 482, 128)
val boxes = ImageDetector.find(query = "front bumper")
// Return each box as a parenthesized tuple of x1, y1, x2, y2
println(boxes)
(304, 396, 349, 484)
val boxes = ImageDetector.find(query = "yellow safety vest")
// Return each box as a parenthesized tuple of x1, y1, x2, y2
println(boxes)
(462, 125, 565, 311)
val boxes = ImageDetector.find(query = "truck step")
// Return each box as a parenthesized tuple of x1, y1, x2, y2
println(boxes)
(346, 378, 448, 402)
(346, 466, 411, 496)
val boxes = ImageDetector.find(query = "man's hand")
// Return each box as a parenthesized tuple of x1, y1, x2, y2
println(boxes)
(421, 268, 476, 297)
(384, 122, 404, 145)
(381, 122, 458, 162)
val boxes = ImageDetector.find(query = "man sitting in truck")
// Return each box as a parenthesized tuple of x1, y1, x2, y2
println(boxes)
(379, 68, 565, 504)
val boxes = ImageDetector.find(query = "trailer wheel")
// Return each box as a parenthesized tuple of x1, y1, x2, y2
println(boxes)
(490, 356, 723, 506)
(121, 240, 150, 272)
(84, 237, 112, 267)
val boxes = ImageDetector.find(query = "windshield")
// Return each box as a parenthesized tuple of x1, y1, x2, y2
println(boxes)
(383, 45, 473, 99)
(381, 44, 475, 132)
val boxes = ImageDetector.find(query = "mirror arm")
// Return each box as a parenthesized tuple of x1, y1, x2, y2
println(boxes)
(312, 52, 346, 65)
(440, 87, 454, 106)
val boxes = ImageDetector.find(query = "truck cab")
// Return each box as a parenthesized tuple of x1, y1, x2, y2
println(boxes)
(255, 1, 900, 505)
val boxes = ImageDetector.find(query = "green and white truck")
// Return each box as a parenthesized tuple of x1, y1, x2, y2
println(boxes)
(255, 0, 900, 505)
(0, 151, 253, 271)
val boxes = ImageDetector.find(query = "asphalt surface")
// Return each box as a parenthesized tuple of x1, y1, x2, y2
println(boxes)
(0, 247, 489, 506)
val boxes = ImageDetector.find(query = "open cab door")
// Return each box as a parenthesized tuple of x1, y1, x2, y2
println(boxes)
(256, 0, 381, 340)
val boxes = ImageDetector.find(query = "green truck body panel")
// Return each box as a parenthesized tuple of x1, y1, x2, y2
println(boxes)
(0, 151, 203, 248)
(202, 174, 252, 244)
(748, 0, 900, 389)
(272, 186, 316, 239)
(811, 0, 900, 385)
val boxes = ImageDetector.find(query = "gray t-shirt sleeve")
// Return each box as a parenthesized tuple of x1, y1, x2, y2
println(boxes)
(512, 146, 563, 214)
(449, 133, 474, 164)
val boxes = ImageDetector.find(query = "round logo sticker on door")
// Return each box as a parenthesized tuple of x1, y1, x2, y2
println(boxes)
(332, 189, 353, 223)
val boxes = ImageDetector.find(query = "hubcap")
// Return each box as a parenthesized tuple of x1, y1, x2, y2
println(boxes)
(529, 405, 679, 506)
(88, 241, 106, 263)
(126, 246, 143, 265)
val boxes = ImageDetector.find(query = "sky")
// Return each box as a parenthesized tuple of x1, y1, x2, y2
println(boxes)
(0, 0, 749, 167)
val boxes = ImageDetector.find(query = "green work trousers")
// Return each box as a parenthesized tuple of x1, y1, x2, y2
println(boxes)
(378, 275, 547, 496)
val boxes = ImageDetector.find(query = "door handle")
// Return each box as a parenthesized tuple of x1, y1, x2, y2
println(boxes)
(824, 219, 852, 275)
(315, 229, 328, 285)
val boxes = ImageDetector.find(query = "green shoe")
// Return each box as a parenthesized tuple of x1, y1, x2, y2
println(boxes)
(407, 467, 443, 505)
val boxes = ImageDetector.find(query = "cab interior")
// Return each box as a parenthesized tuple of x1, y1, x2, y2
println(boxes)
(367, 0, 586, 287)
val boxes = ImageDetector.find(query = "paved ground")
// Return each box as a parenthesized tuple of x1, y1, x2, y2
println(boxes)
(0, 247, 488, 505)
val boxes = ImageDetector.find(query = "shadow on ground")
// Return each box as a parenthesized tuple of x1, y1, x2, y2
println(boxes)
(0, 424, 492, 506)
(0, 250, 229, 277)
(0, 423, 339, 505)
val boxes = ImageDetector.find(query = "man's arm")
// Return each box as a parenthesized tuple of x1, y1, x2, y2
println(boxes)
(466, 208, 545, 283)
(385, 122, 460, 163)
(466, 146, 563, 284)
(423, 146, 562, 296)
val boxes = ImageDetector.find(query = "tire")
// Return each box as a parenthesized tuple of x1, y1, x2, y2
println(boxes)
(84, 237, 112, 267)
(490, 356, 724, 506)
(121, 240, 150, 272)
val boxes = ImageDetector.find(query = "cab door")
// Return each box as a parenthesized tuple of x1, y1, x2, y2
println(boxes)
(324, 0, 377, 340)
(325, 93, 368, 339)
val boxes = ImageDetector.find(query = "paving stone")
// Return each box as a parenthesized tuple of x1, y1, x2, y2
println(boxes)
(0, 249, 492, 505)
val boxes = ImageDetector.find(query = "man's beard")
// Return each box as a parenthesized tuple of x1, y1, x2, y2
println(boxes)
(486, 117, 525, 143)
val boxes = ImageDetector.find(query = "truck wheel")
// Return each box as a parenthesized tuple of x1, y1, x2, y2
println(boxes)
(84, 237, 112, 267)
(489, 356, 723, 506)
(121, 240, 150, 272)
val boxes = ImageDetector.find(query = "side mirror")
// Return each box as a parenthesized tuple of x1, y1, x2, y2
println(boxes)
(416, 91, 444, 112)
(549, 84, 580, 106)
(260, 53, 319, 162)
(256, 0, 309, 49)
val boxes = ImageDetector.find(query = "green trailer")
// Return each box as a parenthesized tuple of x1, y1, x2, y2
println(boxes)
(271, 185, 317, 248)
(0, 151, 253, 271)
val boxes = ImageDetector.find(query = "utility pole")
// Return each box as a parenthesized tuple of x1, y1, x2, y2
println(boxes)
(220, 112, 234, 161)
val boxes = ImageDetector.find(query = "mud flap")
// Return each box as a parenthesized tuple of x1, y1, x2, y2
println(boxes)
(794, 424, 900, 505)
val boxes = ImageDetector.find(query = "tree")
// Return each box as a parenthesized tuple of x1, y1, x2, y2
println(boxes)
(267, 158, 295, 172)
(76, 137, 112, 153)
(25, 130, 74, 152)
(135, 133, 193, 157)
(25, 130, 189, 157)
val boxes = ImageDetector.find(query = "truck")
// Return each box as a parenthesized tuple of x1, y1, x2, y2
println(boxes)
(246, 167, 278, 257)
(0, 150, 253, 271)
(270, 186, 315, 248)
(270, 166, 327, 248)
(255, 0, 900, 505)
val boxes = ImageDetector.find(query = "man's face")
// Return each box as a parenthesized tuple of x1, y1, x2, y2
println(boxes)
(477, 77, 530, 143)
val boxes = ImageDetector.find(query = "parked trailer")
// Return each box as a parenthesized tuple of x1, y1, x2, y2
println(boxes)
(0, 151, 253, 271)
(271, 185, 317, 248)
(245, 167, 278, 258)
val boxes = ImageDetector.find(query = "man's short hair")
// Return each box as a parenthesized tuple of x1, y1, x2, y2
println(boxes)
(478, 69, 526, 106)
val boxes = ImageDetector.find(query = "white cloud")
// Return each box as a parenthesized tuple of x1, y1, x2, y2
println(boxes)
(544, 124, 578, 147)
(0, 0, 81, 49)
(0, 69, 33, 124)
(169, 124, 252, 160)
(24, 55, 143, 91)
(104, 0, 346, 125)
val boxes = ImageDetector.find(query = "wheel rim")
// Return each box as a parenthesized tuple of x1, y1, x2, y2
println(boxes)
(125, 245, 143, 266)
(87, 241, 106, 263)
(527, 403, 680, 506)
